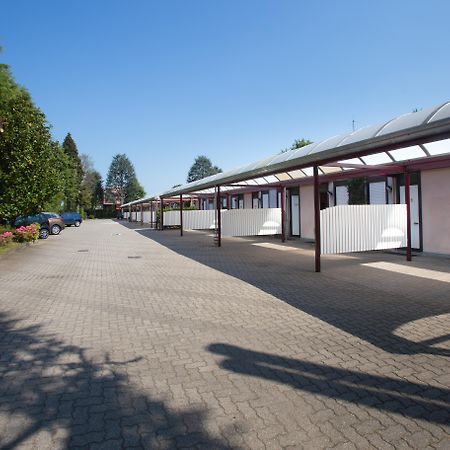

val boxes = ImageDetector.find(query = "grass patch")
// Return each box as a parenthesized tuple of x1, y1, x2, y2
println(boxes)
(0, 241, 22, 255)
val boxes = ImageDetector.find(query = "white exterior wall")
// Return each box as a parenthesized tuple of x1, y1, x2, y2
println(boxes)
(421, 167, 450, 254)
(244, 192, 252, 209)
(299, 185, 314, 239)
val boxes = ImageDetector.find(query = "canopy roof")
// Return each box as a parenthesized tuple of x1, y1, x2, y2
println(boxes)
(122, 100, 450, 207)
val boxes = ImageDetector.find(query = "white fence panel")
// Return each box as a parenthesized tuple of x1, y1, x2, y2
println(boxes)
(142, 211, 156, 223)
(123, 212, 129, 219)
(163, 210, 180, 226)
(163, 210, 216, 229)
(320, 204, 407, 254)
(184, 210, 216, 229)
(131, 211, 137, 221)
(222, 208, 281, 237)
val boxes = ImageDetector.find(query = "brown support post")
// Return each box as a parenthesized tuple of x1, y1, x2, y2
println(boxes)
(160, 198, 164, 230)
(216, 186, 222, 247)
(227, 194, 231, 210)
(405, 171, 412, 262)
(281, 186, 286, 242)
(313, 166, 321, 272)
(180, 194, 183, 236)
(140, 204, 144, 225)
(129, 204, 131, 222)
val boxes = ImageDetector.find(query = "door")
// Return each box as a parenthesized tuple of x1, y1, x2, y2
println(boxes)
(291, 194, 300, 236)
(400, 185, 420, 249)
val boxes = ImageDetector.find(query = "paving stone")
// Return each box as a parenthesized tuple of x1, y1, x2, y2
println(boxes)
(0, 220, 449, 449)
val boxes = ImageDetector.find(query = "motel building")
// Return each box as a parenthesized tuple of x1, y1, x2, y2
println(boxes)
(121, 100, 450, 272)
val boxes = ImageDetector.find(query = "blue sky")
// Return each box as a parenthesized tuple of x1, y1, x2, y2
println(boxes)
(2, 1, 449, 195)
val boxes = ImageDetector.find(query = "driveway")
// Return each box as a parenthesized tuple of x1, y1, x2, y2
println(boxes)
(0, 219, 449, 449)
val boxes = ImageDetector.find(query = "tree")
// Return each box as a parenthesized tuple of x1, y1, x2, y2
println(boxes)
(187, 156, 222, 183)
(0, 67, 66, 220)
(280, 138, 312, 154)
(62, 133, 83, 211)
(80, 170, 103, 211)
(105, 154, 145, 204)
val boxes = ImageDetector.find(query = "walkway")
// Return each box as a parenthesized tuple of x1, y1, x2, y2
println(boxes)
(0, 219, 449, 449)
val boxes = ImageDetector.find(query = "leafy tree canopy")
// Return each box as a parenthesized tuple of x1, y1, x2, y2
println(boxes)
(187, 155, 222, 183)
(280, 138, 313, 154)
(106, 154, 145, 203)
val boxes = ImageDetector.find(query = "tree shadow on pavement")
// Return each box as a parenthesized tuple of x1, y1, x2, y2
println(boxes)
(208, 343, 450, 426)
(124, 225, 450, 358)
(0, 312, 230, 449)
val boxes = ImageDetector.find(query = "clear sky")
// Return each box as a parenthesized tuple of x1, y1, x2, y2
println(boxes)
(2, 0, 449, 195)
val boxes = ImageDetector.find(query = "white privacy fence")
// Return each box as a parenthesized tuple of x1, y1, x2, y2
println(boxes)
(164, 210, 216, 229)
(221, 208, 282, 237)
(163, 208, 282, 236)
(320, 204, 407, 254)
(142, 210, 156, 223)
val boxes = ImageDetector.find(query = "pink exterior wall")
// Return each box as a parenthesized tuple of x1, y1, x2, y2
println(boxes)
(421, 167, 450, 254)
(300, 185, 315, 239)
(244, 192, 253, 209)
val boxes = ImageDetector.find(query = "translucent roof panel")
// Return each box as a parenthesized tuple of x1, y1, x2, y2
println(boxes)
(285, 142, 318, 160)
(361, 152, 393, 165)
(389, 145, 427, 161)
(338, 123, 385, 146)
(302, 167, 314, 177)
(275, 172, 292, 181)
(429, 102, 450, 122)
(264, 175, 279, 183)
(377, 106, 438, 137)
(307, 134, 349, 155)
(319, 166, 343, 174)
(423, 138, 450, 156)
(287, 170, 305, 179)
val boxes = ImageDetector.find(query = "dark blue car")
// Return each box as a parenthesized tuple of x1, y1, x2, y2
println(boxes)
(61, 212, 82, 227)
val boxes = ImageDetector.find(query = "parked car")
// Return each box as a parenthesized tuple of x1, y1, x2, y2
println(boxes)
(14, 213, 65, 239)
(60, 212, 82, 227)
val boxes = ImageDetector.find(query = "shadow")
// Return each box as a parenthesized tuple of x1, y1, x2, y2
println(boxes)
(120, 222, 450, 357)
(208, 343, 450, 426)
(0, 312, 229, 449)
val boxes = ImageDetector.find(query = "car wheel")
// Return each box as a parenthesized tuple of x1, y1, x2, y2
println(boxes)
(51, 224, 61, 235)
(74, 220, 81, 227)
(39, 228, 49, 239)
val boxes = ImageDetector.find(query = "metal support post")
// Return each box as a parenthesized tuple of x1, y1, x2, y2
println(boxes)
(313, 166, 321, 272)
(405, 171, 412, 262)
(160, 198, 164, 230)
(281, 187, 286, 242)
(216, 186, 222, 247)
(180, 194, 183, 236)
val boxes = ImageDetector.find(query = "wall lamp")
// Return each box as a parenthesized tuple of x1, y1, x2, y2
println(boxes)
(386, 185, 393, 192)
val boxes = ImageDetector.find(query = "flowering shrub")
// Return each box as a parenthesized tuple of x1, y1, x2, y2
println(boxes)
(0, 231, 14, 246)
(13, 224, 40, 243)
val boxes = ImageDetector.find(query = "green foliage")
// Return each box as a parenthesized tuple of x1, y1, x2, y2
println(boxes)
(13, 223, 40, 242)
(124, 177, 145, 203)
(347, 178, 367, 205)
(187, 156, 222, 183)
(280, 138, 313, 154)
(0, 81, 66, 220)
(62, 133, 83, 210)
(106, 154, 145, 204)
(80, 169, 103, 211)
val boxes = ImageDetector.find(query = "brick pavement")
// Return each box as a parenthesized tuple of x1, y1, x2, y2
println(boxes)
(0, 219, 449, 449)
